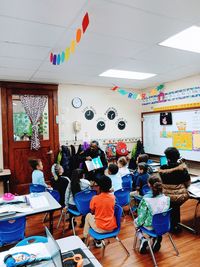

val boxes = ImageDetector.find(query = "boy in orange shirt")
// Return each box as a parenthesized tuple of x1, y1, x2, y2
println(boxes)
(83, 175, 117, 247)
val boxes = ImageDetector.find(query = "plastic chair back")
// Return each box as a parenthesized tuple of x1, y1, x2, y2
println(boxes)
(121, 174, 132, 190)
(152, 209, 171, 236)
(114, 188, 130, 207)
(114, 204, 123, 231)
(47, 189, 60, 203)
(142, 184, 151, 195)
(16, 236, 47, 246)
(74, 189, 97, 215)
(0, 216, 26, 246)
(29, 183, 46, 193)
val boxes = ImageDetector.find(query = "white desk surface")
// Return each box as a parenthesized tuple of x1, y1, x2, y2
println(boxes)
(0, 236, 102, 267)
(0, 169, 11, 176)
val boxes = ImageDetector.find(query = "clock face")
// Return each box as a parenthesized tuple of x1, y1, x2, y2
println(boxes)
(97, 121, 105, 131)
(107, 110, 116, 120)
(72, 97, 82, 108)
(85, 110, 94, 120)
(118, 120, 126, 130)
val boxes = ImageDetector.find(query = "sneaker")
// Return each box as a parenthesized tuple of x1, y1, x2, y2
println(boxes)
(152, 236, 162, 252)
(139, 237, 148, 254)
(94, 239, 104, 248)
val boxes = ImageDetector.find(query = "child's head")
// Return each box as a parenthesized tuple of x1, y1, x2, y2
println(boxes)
(117, 156, 128, 168)
(51, 163, 63, 181)
(164, 147, 180, 163)
(148, 176, 163, 197)
(108, 163, 119, 175)
(29, 159, 43, 171)
(138, 162, 148, 174)
(98, 175, 112, 192)
(137, 154, 149, 164)
(71, 168, 84, 197)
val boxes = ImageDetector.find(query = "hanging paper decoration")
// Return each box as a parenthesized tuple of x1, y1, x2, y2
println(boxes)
(50, 12, 90, 65)
(143, 86, 200, 106)
(111, 84, 165, 101)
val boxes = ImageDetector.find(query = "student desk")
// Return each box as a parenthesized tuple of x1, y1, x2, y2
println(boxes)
(0, 235, 102, 267)
(0, 192, 61, 234)
(0, 169, 11, 193)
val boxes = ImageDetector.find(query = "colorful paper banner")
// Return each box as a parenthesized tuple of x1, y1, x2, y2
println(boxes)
(50, 12, 89, 65)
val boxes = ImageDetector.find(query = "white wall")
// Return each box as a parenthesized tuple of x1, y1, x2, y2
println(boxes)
(142, 74, 200, 112)
(58, 84, 142, 149)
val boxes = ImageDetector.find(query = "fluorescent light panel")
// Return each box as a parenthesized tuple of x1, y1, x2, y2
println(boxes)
(99, 69, 156, 80)
(159, 25, 200, 53)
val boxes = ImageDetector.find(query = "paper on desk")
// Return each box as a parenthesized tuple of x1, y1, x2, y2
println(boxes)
(191, 176, 200, 183)
(188, 183, 200, 197)
(0, 243, 51, 266)
(27, 195, 50, 209)
(0, 195, 26, 204)
(0, 205, 33, 214)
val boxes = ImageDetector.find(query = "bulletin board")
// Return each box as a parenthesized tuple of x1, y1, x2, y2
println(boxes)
(142, 109, 200, 161)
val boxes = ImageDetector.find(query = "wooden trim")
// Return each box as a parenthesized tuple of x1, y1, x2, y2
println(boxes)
(1, 87, 9, 168)
(52, 90, 59, 158)
(0, 82, 58, 91)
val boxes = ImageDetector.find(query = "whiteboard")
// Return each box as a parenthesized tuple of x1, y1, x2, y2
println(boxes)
(142, 109, 200, 161)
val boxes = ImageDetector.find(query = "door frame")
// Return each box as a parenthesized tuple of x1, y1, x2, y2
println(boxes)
(1, 82, 59, 169)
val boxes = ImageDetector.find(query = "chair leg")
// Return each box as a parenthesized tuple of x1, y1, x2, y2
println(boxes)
(71, 217, 76, 235)
(116, 236, 130, 256)
(101, 240, 106, 258)
(57, 210, 64, 229)
(147, 238, 158, 267)
(43, 213, 48, 223)
(133, 230, 138, 250)
(129, 206, 135, 219)
(167, 233, 179, 256)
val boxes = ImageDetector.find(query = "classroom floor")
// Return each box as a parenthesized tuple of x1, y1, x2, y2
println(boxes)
(1, 198, 199, 267)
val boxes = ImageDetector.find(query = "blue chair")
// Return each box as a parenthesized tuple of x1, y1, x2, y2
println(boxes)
(16, 236, 47, 246)
(88, 204, 130, 258)
(67, 189, 97, 235)
(134, 209, 179, 267)
(43, 189, 61, 223)
(29, 184, 46, 193)
(0, 216, 26, 246)
(121, 174, 133, 191)
(114, 188, 134, 219)
(141, 184, 151, 196)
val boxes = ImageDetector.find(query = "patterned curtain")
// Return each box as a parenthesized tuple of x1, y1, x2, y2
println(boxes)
(20, 95, 48, 150)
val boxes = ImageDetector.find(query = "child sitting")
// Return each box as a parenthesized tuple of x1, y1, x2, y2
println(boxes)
(107, 163, 122, 192)
(29, 158, 48, 187)
(117, 156, 130, 178)
(51, 163, 70, 207)
(83, 175, 117, 247)
(135, 162, 150, 196)
(134, 176, 170, 254)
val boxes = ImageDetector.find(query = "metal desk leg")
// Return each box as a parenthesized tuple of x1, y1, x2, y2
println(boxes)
(49, 211, 54, 234)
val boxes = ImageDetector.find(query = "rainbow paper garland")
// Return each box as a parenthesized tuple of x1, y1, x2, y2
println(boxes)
(50, 12, 89, 65)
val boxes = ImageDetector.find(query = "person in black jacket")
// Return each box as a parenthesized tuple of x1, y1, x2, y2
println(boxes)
(79, 140, 108, 182)
(158, 147, 191, 233)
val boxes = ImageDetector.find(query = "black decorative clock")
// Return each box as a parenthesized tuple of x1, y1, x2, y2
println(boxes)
(107, 110, 116, 120)
(118, 120, 126, 130)
(85, 110, 94, 120)
(97, 121, 106, 131)
(72, 97, 82, 108)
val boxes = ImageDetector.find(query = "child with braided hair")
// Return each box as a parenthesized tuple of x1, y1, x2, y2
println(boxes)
(134, 176, 170, 254)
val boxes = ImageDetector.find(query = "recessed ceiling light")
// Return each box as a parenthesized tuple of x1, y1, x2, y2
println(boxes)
(99, 69, 156, 80)
(159, 25, 200, 53)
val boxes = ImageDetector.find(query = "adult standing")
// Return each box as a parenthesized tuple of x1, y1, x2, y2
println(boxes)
(158, 147, 191, 233)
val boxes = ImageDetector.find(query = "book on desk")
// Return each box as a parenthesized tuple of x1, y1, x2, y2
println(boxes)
(188, 177, 200, 197)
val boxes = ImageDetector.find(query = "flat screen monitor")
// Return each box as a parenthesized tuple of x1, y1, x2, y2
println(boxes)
(160, 156, 168, 166)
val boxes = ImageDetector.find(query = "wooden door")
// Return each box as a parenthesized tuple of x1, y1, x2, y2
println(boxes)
(1, 82, 59, 194)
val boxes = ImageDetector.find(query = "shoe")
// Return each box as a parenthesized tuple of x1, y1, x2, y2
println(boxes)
(94, 239, 104, 248)
(139, 237, 148, 254)
(152, 236, 162, 252)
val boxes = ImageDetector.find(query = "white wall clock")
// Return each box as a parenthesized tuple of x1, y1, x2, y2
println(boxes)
(72, 97, 82, 108)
